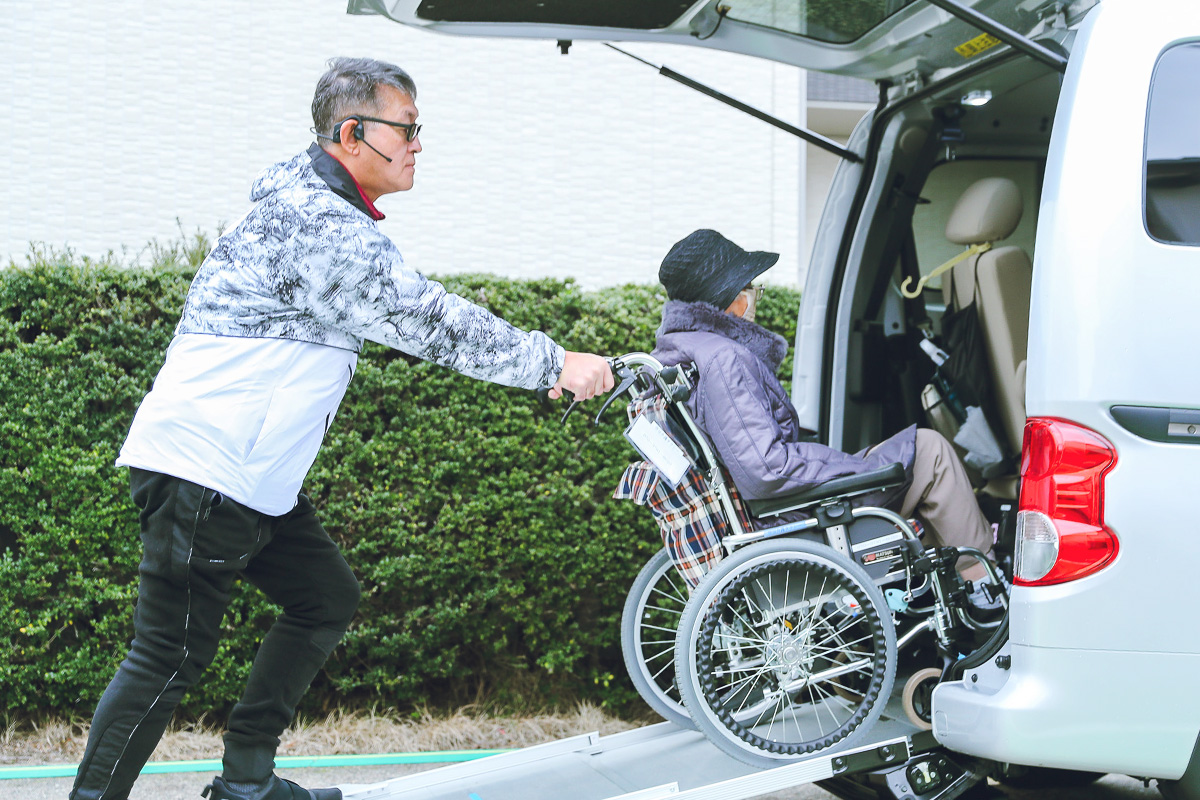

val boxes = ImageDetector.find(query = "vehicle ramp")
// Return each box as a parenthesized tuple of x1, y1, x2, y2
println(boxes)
(339, 710, 981, 800)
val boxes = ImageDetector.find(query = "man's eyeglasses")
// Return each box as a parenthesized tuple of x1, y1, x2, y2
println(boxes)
(744, 284, 765, 303)
(348, 115, 423, 142)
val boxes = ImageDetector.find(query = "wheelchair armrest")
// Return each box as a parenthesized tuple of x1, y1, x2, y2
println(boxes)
(745, 462, 908, 519)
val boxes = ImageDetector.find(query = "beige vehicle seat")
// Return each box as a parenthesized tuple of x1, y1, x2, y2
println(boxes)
(941, 177, 1033, 493)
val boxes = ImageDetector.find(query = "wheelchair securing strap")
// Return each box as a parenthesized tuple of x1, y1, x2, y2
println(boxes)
(745, 462, 907, 519)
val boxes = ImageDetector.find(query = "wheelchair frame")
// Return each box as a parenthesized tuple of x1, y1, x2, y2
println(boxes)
(609, 352, 1008, 767)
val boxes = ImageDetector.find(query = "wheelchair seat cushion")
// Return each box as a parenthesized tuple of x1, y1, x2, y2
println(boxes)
(744, 462, 907, 519)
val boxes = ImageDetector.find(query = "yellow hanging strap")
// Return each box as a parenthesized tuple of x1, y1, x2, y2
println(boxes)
(900, 242, 993, 299)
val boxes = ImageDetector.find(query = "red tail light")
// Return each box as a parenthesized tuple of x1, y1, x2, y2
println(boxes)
(1015, 418, 1119, 586)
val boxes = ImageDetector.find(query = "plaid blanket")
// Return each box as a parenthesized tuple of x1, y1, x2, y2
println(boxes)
(612, 393, 753, 587)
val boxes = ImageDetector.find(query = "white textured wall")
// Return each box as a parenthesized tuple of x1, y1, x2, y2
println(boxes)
(2, 1, 813, 289)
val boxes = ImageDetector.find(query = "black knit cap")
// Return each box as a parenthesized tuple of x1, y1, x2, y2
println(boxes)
(658, 229, 779, 310)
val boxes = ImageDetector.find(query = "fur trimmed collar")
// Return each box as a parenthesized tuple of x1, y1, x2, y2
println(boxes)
(658, 300, 788, 372)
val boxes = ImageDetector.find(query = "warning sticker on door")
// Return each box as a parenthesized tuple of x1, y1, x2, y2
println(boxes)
(955, 33, 1002, 58)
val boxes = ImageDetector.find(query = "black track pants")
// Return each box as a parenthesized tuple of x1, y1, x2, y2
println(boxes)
(70, 469, 361, 800)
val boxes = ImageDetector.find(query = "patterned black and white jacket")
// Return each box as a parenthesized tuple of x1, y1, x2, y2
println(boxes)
(118, 145, 565, 514)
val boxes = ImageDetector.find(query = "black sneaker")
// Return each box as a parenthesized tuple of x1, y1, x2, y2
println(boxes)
(201, 775, 342, 800)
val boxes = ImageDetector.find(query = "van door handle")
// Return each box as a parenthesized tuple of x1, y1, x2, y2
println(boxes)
(1111, 405, 1200, 443)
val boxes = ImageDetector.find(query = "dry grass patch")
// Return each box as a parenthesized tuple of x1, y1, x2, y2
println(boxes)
(0, 705, 637, 766)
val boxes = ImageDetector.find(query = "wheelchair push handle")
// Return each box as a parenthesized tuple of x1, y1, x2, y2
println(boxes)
(655, 366, 693, 403)
(538, 352, 695, 426)
(537, 357, 621, 425)
(591, 353, 696, 426)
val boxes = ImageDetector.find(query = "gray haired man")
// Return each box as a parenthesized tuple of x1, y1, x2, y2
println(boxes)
(70, 57, 612, 800)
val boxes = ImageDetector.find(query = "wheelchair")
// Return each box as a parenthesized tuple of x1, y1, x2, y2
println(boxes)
(603, 352, 1009, 768)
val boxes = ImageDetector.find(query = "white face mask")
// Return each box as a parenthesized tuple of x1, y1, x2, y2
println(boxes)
(739, 287, 758, 322)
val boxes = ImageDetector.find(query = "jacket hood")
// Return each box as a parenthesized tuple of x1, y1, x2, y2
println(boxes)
(249, 150, 314, 203)
(658, 300, 789, 373)
(248, 145, 384, 220)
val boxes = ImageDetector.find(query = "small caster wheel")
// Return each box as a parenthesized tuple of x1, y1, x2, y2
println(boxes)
(902, 667, 942, 730)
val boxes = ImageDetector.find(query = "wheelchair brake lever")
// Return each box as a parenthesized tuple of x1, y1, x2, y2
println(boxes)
(538, 387, 582, 424)
(593, 373, 637, 426)
(558, 389, 581, 424)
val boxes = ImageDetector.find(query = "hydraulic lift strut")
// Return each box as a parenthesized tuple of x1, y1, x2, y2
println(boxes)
(601, 43, 863, 163)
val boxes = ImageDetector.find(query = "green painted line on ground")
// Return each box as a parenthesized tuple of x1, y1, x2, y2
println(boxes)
(0, 749, 513, 780)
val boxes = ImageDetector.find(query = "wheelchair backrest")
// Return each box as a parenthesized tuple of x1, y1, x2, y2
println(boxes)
(613, 388, 755, 587)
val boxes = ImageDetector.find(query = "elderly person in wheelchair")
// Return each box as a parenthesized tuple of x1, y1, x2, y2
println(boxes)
(653, 228, 1001, 602)
(612, 229, 1009, 768)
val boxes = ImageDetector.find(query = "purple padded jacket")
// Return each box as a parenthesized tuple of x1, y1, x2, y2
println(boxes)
(652, 300, 916, 511)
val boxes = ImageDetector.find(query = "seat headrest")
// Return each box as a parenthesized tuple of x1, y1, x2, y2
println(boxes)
(945, 177, 1023, 245)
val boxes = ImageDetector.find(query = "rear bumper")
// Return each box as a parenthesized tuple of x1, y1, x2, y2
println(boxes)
(933, 642, 1200, 778)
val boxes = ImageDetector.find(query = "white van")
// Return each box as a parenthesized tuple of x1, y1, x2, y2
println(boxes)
(353, 0, 1200, 795)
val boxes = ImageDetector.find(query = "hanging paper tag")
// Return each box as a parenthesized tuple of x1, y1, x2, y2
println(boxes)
(625, 415, 691, 487)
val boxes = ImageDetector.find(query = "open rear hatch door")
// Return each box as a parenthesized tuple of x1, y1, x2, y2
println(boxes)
(346, 0, 1090, 83)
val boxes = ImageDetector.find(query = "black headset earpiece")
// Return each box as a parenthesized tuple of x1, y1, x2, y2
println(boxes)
(342, 115, 365, 144)
(317, 114, 393, 163)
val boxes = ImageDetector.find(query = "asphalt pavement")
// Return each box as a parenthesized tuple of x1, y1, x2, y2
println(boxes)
(3, 765, 1163, 800)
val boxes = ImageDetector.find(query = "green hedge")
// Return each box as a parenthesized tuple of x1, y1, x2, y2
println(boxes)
(0, 240, 799, 720)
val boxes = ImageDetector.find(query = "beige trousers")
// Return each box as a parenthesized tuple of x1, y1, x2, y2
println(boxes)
(899, 428, 995, 571)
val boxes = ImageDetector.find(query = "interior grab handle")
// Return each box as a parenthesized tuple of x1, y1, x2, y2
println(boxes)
(900, 242, 993, 298)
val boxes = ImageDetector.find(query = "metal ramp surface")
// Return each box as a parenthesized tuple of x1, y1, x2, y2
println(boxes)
(339, 710, 934, 800)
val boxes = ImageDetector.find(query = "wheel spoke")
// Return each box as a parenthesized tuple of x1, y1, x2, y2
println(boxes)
(795, 657, 873, 688)
(648, 585, 685, 609)
(784, 567, 791, 613)
(643, 644, 675, 663)
(805, 676, 827, 740)
(650, 657, 676, 682)
(639, 638, 678, 647)
(727, 663, 775, 719)
(743, 581, 767, 622)
(809, 632, 875, 658)
(766, 689, 781, 744)
(714, 631, 774, 646)
(662, 568, 687, 601)
(747, 683, 780, 732)
(818, 611, 868, 642)
(725, 607, 768, 646)
(794, 574, 830, 635)
(806, 675, 858, 721)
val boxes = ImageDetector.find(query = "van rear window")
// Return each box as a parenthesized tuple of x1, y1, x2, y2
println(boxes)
(415, 0, 695, 30)
(414, 0, 920, 43)
(726, 0, 918, 44)
(1144, 43, 1200, 246)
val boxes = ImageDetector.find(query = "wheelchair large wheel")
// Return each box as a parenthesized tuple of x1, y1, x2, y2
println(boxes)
(620, 548, 695, 729)
(675, 539, 896, 768)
